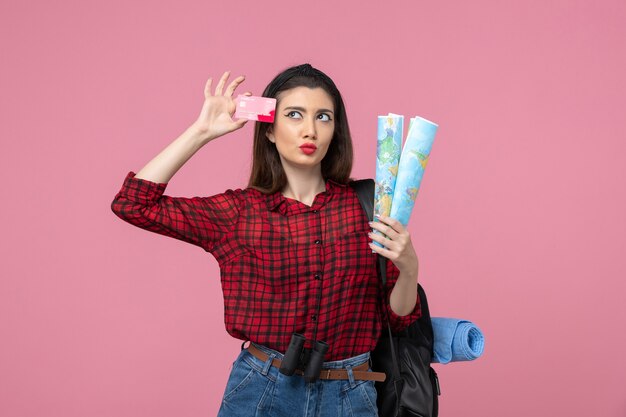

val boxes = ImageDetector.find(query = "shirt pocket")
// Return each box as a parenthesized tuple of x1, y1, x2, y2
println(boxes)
(333, 230, 377, 278)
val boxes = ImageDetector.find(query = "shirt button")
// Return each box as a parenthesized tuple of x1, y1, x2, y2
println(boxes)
(312, 209, 318, 214)
(314, 239, 321, 245)
(311, 314, 317, 321)
(314, 274, 321, 280)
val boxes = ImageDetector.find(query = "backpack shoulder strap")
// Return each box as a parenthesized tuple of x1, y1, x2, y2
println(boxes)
(348, 179, 388, 286)
(349, 179, 434, 340)
(349, 179, 375, 221)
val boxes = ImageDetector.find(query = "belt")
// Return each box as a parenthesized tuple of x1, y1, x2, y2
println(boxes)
(247, 344, 386, 382)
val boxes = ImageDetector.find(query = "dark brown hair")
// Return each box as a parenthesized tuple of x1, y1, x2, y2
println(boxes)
(247, 63, 354, 194)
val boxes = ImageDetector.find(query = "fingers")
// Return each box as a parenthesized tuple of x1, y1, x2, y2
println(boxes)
(369, 219, 401, 240)
(224, 118, 248, 134)
(204, 77, 213, 99)
(377, 214, 403, 232)
(204, 71, 247, 98)
(236, 118, 248, 128)
(224, 75, 246, 97)
(368, 230, 393, 247)
(215, 70, 233, 96)
(368, 241, 397, 260)
(369, 214, 418, 273)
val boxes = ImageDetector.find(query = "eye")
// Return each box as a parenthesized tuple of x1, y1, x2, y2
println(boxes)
(286, 111, 302, 118)
(318, 113, 332, 121)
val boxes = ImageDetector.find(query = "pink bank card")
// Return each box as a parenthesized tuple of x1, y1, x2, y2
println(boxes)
(234, 95, 276, 123)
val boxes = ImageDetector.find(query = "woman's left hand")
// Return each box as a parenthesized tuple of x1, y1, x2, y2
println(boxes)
(368, 214, 419, 276)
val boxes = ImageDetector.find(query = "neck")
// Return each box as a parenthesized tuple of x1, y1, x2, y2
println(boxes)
(281, 165, 326, 207)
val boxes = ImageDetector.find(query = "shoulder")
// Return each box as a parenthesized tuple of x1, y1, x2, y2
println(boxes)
(204, 186, 271, 211)
(328, 177, 373, 188)
(342, 178, 374, 194)
(208, 186, 265, 202)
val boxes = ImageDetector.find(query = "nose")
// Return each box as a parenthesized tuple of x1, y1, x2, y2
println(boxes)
(302, 116, 317, 139)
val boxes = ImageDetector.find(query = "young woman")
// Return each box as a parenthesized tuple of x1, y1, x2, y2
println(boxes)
(111, 63, 422, 416)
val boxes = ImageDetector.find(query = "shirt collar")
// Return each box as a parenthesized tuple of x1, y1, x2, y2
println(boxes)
(266, 178, 346, 215)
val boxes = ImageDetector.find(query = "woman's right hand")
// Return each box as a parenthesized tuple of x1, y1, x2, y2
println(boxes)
(192, 71, 252, 145)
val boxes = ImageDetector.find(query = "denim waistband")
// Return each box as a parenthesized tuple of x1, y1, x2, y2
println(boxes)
(249, 342, 371, 369)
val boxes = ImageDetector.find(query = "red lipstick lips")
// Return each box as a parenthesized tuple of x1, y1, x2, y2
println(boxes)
(299, 144, 317, 155)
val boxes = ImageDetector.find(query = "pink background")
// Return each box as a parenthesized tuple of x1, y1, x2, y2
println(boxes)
(2, 0, 625, 416)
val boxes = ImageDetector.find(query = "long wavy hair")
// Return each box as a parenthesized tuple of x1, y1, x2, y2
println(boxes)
(247, 63, 354, 194)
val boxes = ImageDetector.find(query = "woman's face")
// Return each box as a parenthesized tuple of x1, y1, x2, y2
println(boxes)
(266, 86, 335, 173)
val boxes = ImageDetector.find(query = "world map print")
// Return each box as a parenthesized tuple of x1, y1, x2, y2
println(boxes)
(375, 114, 403, 219)
(373, 114, 404, 248)
(388, 116, 438, 227)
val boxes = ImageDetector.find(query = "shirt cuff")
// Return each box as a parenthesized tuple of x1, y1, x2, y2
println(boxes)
(116, 171, 168, 205)
(385, 284, 422, 333)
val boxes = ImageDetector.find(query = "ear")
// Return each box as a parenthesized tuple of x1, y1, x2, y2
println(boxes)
(265, 127, 275, 143)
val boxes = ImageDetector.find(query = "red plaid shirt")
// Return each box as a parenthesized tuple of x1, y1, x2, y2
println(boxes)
(111, 171, 421, 360)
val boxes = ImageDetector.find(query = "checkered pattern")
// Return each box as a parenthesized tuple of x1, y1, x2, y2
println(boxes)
(111, 171, 421, 360)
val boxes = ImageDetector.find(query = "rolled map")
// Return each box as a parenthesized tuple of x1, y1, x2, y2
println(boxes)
(388, 116, 438, 227)
(373, 113, 403, 248)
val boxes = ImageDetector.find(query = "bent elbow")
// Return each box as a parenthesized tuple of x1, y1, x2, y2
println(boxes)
(110, 195, 145, 222)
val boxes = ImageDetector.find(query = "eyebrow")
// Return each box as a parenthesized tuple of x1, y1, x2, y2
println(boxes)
(282, 106, 334, 114)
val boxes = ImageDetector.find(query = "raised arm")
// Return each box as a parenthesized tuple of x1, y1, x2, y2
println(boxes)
(111, 71, 251, 251)
(133, 71, 251, 183)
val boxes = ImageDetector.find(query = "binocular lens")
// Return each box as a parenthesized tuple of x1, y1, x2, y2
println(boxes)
(304, 340, 329, 383)
(279, 333, 306, 376)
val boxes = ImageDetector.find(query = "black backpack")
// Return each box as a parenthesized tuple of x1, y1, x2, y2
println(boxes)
(350, 179, 440, 417)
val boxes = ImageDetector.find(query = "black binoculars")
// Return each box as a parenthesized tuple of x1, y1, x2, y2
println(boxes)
(279, 333, 329, 382)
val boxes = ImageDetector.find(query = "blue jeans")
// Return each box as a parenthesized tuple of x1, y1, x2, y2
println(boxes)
(217, 342, 379, 417)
